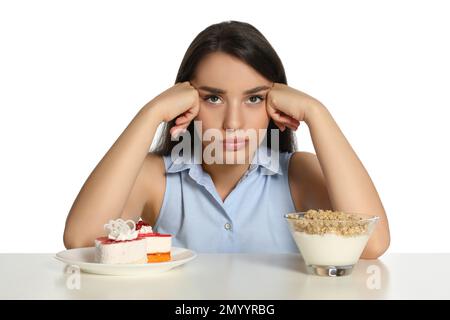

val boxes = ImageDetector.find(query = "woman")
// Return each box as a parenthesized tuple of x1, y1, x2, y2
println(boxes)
(63, 20, 390, 258)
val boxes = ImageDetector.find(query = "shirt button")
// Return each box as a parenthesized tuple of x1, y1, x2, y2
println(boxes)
(224, 223, 232, 231)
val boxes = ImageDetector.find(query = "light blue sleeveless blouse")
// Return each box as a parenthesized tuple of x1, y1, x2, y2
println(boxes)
(153, 145, 299, 253)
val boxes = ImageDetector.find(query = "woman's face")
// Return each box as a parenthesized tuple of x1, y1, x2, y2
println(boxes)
(190, 52, 273, 163)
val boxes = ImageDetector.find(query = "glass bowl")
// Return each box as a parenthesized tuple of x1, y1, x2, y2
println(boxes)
(284, 212, 380, 277)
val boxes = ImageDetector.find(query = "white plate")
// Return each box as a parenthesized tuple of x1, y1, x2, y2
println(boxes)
(55, 246, 197, 276)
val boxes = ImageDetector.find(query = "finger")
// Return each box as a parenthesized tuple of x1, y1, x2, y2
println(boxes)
(272, 111, 289, 122)
(266, 102, 278, 117)
(286, 123, 299, 131)
(174, 106, 197, 126)
(174, 123, 189, 132)
(170, 126, 187, 138)
(267, 106, 287, 128)
(286, 117, 300, 128)
(175, 110, 192, 124)
(180, 104, 199, 122)
(273, 120, 286, 132)
(175, 115, 190, 125)
(184, 108, 198, 123)
(275, 116, 300, 129)
(274, 111, 299, 125)
(277, 118, 299, 131)
(274, 118, 299, 132)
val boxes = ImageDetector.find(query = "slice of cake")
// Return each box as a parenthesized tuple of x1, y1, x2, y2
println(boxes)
(136, 219, 172, 263)
(95, 218, 147, 264)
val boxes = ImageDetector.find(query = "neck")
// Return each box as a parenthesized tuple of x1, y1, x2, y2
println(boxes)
(198, 144, 261, 200)
(201, 161, 250, 181)
(201, 162, 251, 202)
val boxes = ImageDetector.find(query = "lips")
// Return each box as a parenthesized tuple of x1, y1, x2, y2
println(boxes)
(222, 137, 247, 144)
(222, 137, 248, 151)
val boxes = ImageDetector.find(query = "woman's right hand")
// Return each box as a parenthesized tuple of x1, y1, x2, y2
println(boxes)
(147, 81, 200, 137)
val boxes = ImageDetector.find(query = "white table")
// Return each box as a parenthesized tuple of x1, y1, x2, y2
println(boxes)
(0, 253, 448, 299)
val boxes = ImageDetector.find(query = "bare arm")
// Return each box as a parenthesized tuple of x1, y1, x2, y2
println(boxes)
(63, 81, 200, 249)
(304, 103, 391, 259)
(63, 103, 162, 248)
(267, 83, 390, 259)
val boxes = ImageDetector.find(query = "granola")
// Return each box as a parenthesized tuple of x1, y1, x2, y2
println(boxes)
(286, 209, 370, 236)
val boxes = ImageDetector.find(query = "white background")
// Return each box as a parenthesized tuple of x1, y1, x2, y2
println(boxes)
(1, 0, 448, 253)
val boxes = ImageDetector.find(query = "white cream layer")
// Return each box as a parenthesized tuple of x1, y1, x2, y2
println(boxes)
(293, 232, 369, 266)
(95, 238, 147, 264)
(141, 235, 172, 253)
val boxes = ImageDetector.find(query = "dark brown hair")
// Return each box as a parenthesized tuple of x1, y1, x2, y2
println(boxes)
(152, 20, 297, 155)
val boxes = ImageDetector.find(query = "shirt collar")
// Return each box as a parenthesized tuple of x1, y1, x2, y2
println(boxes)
(166, 144, 282, 176)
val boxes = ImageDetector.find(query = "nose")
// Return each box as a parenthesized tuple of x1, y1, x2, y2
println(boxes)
(223, 98, 243, 131)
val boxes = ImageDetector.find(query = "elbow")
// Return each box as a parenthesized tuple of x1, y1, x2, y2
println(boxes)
(361, 235, 390, 260)
(63, 234, 93, 250)
(63, 226, 93, 250)
(63, 230, 79, 250)
(361, 214, 391, 260)
(63, 210, 98, 249)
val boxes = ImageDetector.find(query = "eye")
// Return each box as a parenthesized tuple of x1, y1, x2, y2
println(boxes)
(203, 95, 223, 105)
(247, 95, 265, 104)
(202, 95, 265, 105)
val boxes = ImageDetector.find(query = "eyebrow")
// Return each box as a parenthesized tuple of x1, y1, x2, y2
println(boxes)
(197, 85, 271, 95)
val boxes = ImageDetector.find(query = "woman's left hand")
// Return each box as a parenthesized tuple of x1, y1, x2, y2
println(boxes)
(266, 83, 323, 131)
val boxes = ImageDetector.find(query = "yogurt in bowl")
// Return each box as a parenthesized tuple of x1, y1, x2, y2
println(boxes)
(284, 209, 379, 277)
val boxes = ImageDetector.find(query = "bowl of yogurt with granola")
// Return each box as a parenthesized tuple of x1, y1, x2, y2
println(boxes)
(284, 209, 379, 277)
